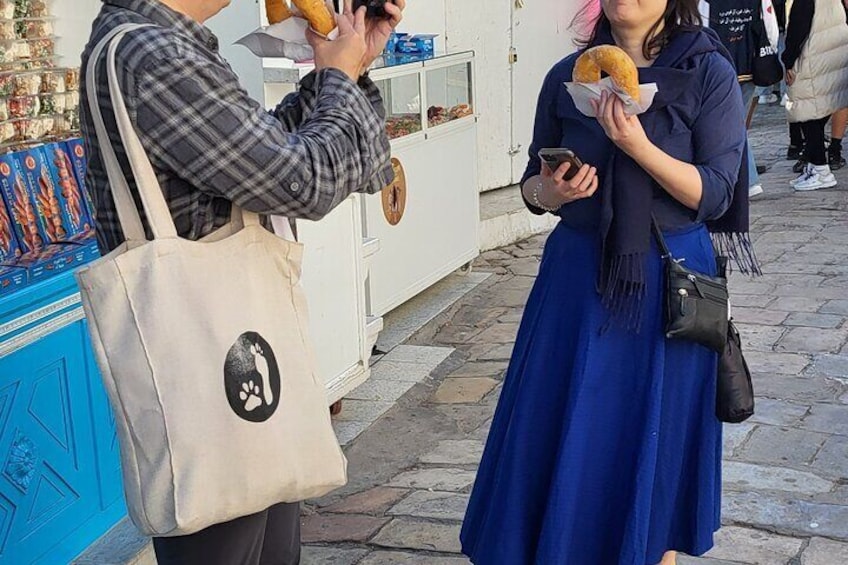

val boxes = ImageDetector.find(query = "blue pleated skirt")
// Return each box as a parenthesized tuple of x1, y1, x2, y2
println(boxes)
(461, 222, 722, 565)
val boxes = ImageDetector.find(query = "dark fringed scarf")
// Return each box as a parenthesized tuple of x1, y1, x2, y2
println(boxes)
(595, 25, 761, 331)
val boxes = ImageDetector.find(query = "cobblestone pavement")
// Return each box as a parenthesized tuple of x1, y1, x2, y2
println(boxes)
(303, 104, 848, 565)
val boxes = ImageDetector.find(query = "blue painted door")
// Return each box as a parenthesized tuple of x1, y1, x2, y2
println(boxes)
(0, 319, 123, 564)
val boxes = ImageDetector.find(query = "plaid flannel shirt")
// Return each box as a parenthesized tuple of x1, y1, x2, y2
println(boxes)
(80, 0, 393, 252)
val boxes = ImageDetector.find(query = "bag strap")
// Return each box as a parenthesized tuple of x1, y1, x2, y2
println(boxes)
(651, 215, 673, 260)
(86, 24, 262, 242)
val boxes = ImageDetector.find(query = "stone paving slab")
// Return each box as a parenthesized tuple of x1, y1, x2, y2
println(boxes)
(387, 491, 470, 522)
(705, 526, 804, 564)
(371, 518, 462, 553)
(801, 537, 848, 565)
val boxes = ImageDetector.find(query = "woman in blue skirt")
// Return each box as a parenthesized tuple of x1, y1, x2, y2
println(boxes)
(460, 1, 755, 564)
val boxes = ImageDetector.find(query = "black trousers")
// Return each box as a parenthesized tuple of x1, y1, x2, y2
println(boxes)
(790, 122, 804, 147)
(153, 503, 301, 565)
(800, 116, 830, 166)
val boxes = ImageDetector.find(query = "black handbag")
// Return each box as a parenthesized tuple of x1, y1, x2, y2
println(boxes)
(752, 10, 783, 87)
(716, 320, 755, 423)
(652, 219, 729, 353)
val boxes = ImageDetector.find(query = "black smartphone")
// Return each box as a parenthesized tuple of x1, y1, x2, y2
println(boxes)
(353, 0, 394, 17)
(538, 148, 584, 181)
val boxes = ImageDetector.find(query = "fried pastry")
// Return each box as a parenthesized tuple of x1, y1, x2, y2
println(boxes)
(573, 45, 640, 102)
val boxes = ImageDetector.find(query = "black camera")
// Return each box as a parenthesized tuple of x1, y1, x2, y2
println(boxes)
(353, 0, 394, 18)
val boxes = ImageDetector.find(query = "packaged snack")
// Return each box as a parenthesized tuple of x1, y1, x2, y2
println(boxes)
(14, 0, 30, 19)
(0, 121, 13, 142)
(0, 20, 14, 41)
(40, 68, 64, 93)
(76, 232, 100, 262)
(0, 183, 23, 262)
(28, 38, 53, 58)
(8, 94, 39, 118)
(24, 242, 88, 283)
(24, 19, 52, 39)
(10, 38, 29, 59)
(64, 68, 79, 90)
(16, 145, 63, 243)
(63, 137, 95, 222)
(395, 34, 437, 55)
(0, 264, 27, 296)
(0, 151, 42, 252)
(39, 90, 64, 114)
(0, 1, 15, 19)
(0, 98, 7, 121)
(28, 0, 47, 18)
(12, 116, 48, 140)
(41, 142, 93, 237)
(18, 143, 93, 243)
(13, 71, 39, 96)
(0, 72, 13, 95)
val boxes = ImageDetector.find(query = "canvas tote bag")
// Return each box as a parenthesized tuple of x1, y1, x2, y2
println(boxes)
(77, 24, 347, 537)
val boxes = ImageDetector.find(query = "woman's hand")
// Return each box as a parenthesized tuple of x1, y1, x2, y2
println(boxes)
(528, 161, 599, 209)
(592, 91, 650, 156)
(343, 0, 405, 75)
(785, 69, 796, 86)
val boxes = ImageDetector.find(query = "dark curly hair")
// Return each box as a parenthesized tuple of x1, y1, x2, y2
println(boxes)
(574, 0, 703, 60)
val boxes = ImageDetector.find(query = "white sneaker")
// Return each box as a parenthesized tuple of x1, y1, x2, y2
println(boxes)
(780, 94, 789, 107)
(793, 164, 838, 192)
(758, 94, 778, 105)
(749, 184, 764, 197)
(790, 163, 814, 187)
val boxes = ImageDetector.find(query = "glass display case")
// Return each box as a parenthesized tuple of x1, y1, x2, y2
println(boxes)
(425, 58, 474, 128)
(370, 52, 475, 143)
(374, 71, 422, 140)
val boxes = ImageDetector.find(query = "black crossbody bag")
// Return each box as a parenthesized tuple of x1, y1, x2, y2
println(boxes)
(652, 219, 755, 424)
(652, 219, 728, 352)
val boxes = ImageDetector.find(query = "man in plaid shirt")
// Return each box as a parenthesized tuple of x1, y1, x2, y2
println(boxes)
(79, 0, 404, 563)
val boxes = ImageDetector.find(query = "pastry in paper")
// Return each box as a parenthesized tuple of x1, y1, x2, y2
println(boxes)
(565, 78, 658, 118)
(573, 45, 641, 102)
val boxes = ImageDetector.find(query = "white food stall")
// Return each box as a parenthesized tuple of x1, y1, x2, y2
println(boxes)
(207, 5, 480, 400)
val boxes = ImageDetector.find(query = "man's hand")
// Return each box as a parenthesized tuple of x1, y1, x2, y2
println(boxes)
(308, 8, 366, 82)
(343, 0, 405, 74)
(786, 69, 796, 86)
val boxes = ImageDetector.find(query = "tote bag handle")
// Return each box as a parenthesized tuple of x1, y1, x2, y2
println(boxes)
(86, 24, 262, 242)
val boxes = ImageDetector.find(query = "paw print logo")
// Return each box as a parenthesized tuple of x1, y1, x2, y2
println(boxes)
(224, 332, 281, 423)
(239, 381, 262, 412)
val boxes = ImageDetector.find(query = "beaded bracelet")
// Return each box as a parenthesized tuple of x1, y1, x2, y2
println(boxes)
(531, 179, 561, 213)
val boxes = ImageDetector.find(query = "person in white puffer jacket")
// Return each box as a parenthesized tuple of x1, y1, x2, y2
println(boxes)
(783, 0, 848, 191)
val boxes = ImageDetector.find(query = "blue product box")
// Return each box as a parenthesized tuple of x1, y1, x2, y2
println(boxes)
(0, 152, 44, 255)
(0, 264, 27, 297)
(23, 243, 89, 283)
(77, 233, 101, 262)
(19, 144, 95, 245)
(0, 185, 24, 265)
(396, 34, 438, 55)
(384, 31, 405, 54)
(62, 138, 96, 225)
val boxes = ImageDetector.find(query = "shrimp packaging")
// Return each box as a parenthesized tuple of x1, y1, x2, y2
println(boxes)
(0, 180, 24, 264)
(63, 138, 96, 222)
(0, 151, 43, 254)
(0, 264, 27, 297)
(42, 142, 95, 238)
(18, 143, 94, 245)
(23, 242, 90, 283)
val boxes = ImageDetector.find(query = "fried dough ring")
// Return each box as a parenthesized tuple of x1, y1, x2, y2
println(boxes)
(266, 0, 294, 25)
(573, 45, 640, 102)
(292, 0, 336, 36)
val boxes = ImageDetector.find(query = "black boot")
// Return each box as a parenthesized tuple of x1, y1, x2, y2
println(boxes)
(829, 145, 846, 171)
(787, 144, 804, 160)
